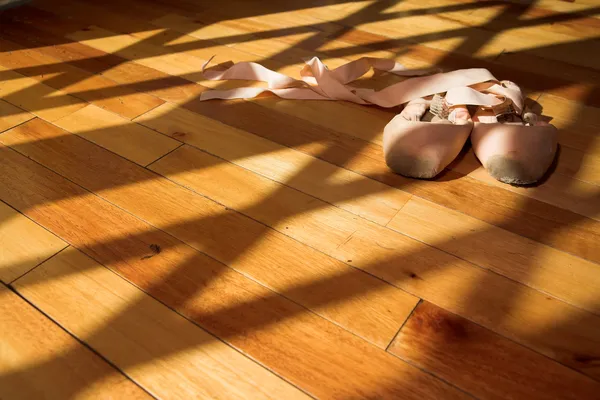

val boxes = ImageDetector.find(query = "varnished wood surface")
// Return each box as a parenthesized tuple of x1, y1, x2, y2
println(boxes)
(388, 302, 600, 400)
(0, 201, 66, 283)
(12, 247, 310, 400)
(0, 283, 151, 399)
(0, 141, 464, 399)
(1, 0, 599, 398)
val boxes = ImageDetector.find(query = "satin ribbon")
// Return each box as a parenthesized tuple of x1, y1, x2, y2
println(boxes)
(199, 56, 521, 111)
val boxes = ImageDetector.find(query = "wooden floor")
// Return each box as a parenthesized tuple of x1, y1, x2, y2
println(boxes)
(1, 0, 599, 398)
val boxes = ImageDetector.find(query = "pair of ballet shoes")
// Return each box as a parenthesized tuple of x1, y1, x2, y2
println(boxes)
(383, 98, 558, 185)
(194, 56, 558, 185)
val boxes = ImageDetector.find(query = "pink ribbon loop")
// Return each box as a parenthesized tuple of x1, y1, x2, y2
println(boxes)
(200, 56, 508, 109)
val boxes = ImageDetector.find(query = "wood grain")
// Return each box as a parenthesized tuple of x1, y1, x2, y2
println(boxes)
(390, 196, 600, 309)
(136, 102, 410, 225)
(537, 92, 600, 159)
(0, 65, 86, 122)
(452, 144, 600, 189)
(382, 0, 600, 39)
(388, 302, 600, 400)
(556, 146, 600, 185)
(0, 11, 207, 104)
(152, 13, 261, 46)
(0, 37, 164, 120)
(40, 0, 252, 50)
(0, 283, 150, 399)
(330, 25, 600, 106)
(13, 247, 310, 400)
(236, 35, 600, 188)
(251, 94, 600, 203)
(193, 8, 600, 159)
(1, 117, 419, 349)
(148, 10, 600, 196)
(2, 0, 599, 396)
(248, 93, 600, 187)
(135, 101, 600, 267)
(0, 140, 465, 399)
(52, 105, 180, 166)
(64, 23, 329, 86)
(182, 97, 600, 264)
(66, 25, 213, 78)
(0, 201, 66, 283)
(257, 95, 600, 215)
(55, 0, 600, 296)
(310, 1, 600, 70)
(39, 0, 345, 85)
(146, 144, 600, 379)
(151, 143, 600, 312)
(27, 0, 600, 106)
(0, 100, 34, 133)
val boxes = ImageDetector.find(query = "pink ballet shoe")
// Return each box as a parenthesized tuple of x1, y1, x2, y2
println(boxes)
(470, 82, 558, 185)
(383, 97, 473, 179)
(471, 121, 558, 185)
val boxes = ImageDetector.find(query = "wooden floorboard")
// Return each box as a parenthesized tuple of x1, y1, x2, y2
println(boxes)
(0, 19, 207, 104)
(182, 97, 600, 264)
(0, 100, 34, 133)
(388, 301, 600, 400)
(1, 0, 599, 397)
(7, 1, 600, 195)
(0, 65, 87, 122)
(0, 141, 465, 399)
(0, 37, 164, 120)
(12, 247, 310, 399)
(136, 102, 410, 225)
(147, 144, 600, 377)
(3, 113, 600, 382)
(138, 100, 600, 312)
(1, 118, 420, 348)
(0, 283, 151, 399)
(52, 105, 180, 166)
(0, 201, 66, 284)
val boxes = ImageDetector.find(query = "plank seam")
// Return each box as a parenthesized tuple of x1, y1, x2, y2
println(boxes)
(1, 129, 419, 351)
(5, 280, 159, 400)
(7, 244, 69, 286)
(144, 142, 185, 168)
(385, 298, 422, 351)
(16, 6, 597, 213)
(126, 96, 168, 121)
(4, 1, 599, 393)
(388, 300, 600, 385)
(385, 195, 412, 227)
(148, 147, 426, 345)
(41, 113, 180, 168)
(383, 304, 481, 400)
(0, 102, 35, 134)
(0, 197, 70, 284)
